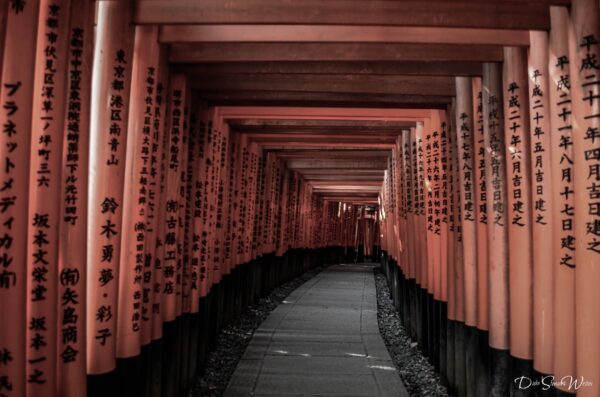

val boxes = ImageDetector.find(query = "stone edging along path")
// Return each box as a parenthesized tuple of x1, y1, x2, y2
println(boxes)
(373, 266, 450, 397)
(191, 265, 326, 397)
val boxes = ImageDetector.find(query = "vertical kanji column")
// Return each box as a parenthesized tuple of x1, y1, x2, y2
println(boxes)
(87, 0, 135, 375)
(472, 77, 489, 334)
(161, 74, 188, 323)
(116, 26, 160, 359)
(150, 54, 170, 343)
(0, 1, 40, 396)
(548, 6, 575, 389)
(527, 30, 555, 377)
(570, 1, 600, 394)
(455, 77, 478, 330)
(482, 61, 510, 394)
(503, 46, 534, 366)
(57, 1, 95, 395)
(26, 0, 71, 394)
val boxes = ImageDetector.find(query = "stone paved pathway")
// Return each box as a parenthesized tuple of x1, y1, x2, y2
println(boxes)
(225, 263, 409, 397)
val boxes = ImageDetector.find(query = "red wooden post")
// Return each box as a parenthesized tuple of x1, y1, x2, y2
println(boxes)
(87, 0, 135, 375)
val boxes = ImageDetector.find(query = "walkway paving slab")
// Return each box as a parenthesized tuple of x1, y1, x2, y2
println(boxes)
(224, 264, 409, 397)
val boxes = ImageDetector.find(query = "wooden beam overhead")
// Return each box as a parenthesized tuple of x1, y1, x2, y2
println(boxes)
(177, 61, 483, 77)
(259, 142, 395, 149)
(201, 91, 451, 109)
(135, 0, 550, 30)
(190, 74, 456, 96)
(170, 43, 504, 63)
(160, 25, 530, 46)
(270, 149, 391, 159)
(286, 159, 388, 170)
(228, 118, 414, 130)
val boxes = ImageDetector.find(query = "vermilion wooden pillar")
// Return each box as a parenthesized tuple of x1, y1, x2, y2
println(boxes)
(482, 61, 510, 395)
(0, 2, 40, 396)
(116, 25, 160, 360)
(570, 1, 600, 395)
(175, 93, 191, 317)
(27, 1, 71, 394)
(455, 77, 478, 329)
(87, 0, 135, 375)
(548, 7, 576, 390)
(503, 46, 534, 363)
(57, 1, 95, 395)
(151, 54, 170, 342)
(527, 30, 555, 376)
(160, 74, 188, 323)
(472, 77, 489, 332)
(415, 123, 429, 294)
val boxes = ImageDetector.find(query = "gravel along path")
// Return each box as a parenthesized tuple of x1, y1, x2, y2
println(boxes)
(373, 266, 450, 397)
(190, 265, 326, 397)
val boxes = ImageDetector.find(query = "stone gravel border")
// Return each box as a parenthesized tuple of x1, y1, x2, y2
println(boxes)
(191, 265, 326, 396)
(373, 266, 450, 397)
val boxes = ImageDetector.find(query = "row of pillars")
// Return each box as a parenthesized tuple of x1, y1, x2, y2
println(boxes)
(0, 1, 379, 396)
(378, 3, 599, 396)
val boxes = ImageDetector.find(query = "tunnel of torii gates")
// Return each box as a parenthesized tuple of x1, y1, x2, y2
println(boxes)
(0, 0, 600, 396)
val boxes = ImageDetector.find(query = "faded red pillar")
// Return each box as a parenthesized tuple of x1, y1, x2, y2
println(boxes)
(161, 74, 189, 323)
(175, 94, 190, 317)
(548, 7, 576, 390)
(0, 1, 40, 396)
(87, 0, 135, 375)
(482, 62, 510, 359)
(26, 0, 71, 394)
(527, 30, 555, 376)
(116, 26, 160, 359)
(503, 46, 534, 362)
(150, 55, 170, 342)
(415, 123, 429, 294)
(570, 1, 600, 394)
(57, 1, 95, 395)
(439, 111, 450, 304)
(455, 77, 478, 328)
(472, 77, 489, 332)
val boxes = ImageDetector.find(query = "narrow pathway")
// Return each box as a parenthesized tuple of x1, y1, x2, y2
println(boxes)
(225, 264, 409, 397)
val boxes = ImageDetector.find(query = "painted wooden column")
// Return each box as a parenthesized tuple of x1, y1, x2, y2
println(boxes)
(197, 108, 213, 296)
(116, 25, 160, 360)
(175, 94, 190, 317)
(0, 2, 40, 396)
(569, 1, 600, 394)
(482, 61, 510, 394)
(0, 0, 7, 79)
(455, 77, 478, 329)
(26, 0, 71, 394)
(401, 131, 411, 279)
(440, 112, 450, 305)
(161, 74, 188, 323)
(472, 77, 489, 333)
(87, 0, 135, 375)
(150, 55, 170, 342)
(415, 124, 429, 295)
(527, 30, 555, 376)
(57, 1, 95, 395)
(548, 7, 576, 390)
(503, 46, 534, 365)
